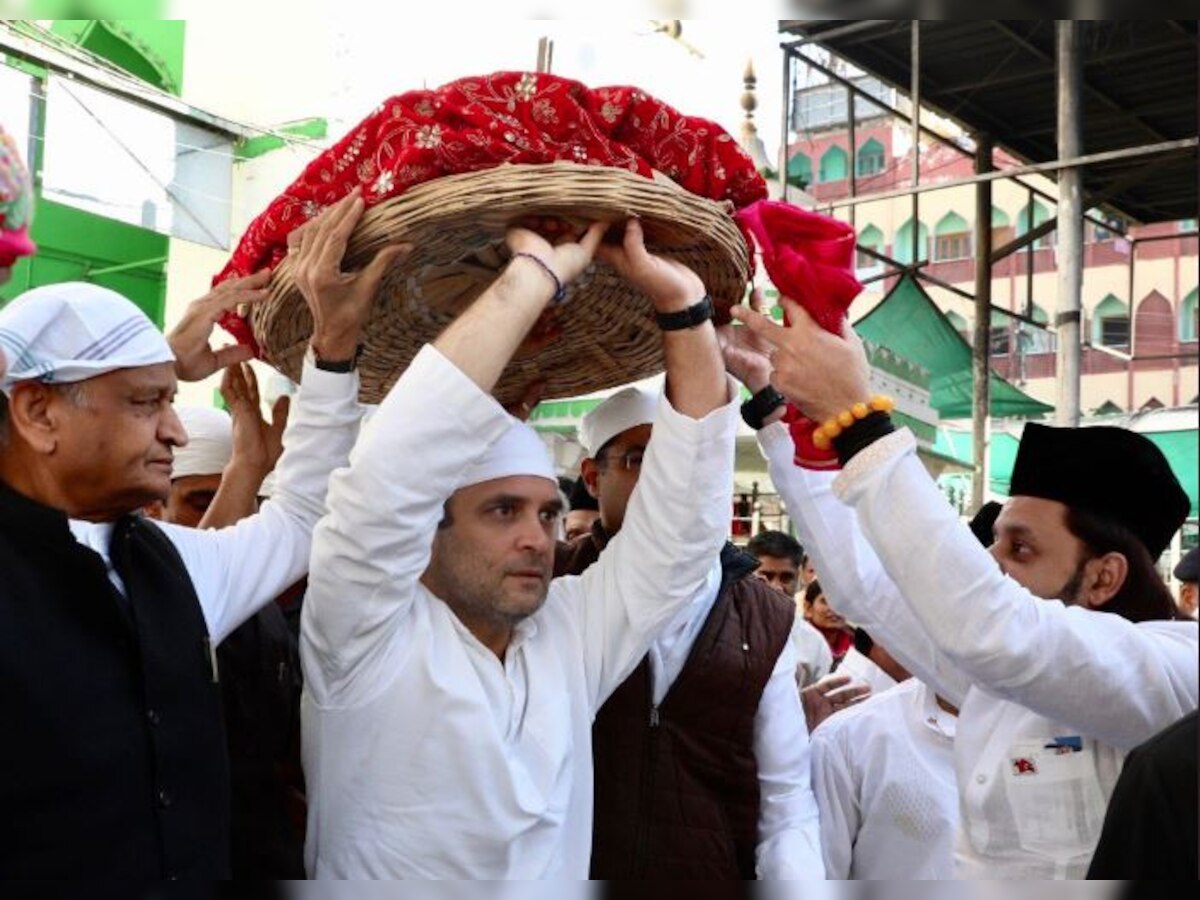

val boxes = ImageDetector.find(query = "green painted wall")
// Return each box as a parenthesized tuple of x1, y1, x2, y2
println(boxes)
(0, 20, 185, 322)
(1, 198, 168, 323)
(50, 19, 184, 95)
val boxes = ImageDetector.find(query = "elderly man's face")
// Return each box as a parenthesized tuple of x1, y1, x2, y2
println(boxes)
(48, 363, 187, 518)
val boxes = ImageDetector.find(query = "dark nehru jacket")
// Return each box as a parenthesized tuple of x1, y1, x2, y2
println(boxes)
(556, 524, 795, 879)
(0, 482, 230, 878)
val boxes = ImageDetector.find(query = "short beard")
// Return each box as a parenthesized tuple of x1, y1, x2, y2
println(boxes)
(1056, 559, 1089, 606)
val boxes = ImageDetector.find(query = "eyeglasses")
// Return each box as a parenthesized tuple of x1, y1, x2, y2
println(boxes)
(598, 446, 645, 471)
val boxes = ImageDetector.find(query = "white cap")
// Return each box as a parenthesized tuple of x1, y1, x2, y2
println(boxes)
(459, 418, 557, 489)
(579, 386, 659, 457)
(0, 282, 175, 393)
(172, 407, 233, 479)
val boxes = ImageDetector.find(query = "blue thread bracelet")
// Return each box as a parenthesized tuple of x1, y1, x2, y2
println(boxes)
(511, 251, 567, 304)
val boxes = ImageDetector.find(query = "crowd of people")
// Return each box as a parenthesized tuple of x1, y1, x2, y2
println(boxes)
(1, 127, 1197, 881)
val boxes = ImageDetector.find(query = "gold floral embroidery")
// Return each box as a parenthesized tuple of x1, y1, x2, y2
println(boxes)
(414, 125, 443, 149)
(515, 73, 538, 102)
(414, 99, 435, 118)
(373, 170, 395, 195)
(531, 99, 558, 125)
(600, 102, 621, 124)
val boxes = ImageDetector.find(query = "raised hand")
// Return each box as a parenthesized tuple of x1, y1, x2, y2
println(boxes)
(596, 218, 705, 313)
(168, 270, 271, 382)
(291, 187, 413, 361)
(504, 219, 607, 291)
(732, 296, 872, 424)
(800, 672, 872, 733)
(219, 362, 289, 482)
(717, 288, 775, 392)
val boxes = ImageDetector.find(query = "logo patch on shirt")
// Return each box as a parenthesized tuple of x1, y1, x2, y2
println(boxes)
(1011, 756, 1038, 776)
(1044, 735, 1083, 755)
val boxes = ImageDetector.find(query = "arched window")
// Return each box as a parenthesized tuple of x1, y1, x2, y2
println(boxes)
(786, 153, 812, 189)
(1015, 199, 1053, 250)
(1181, 287, 1198, 342)
(934, 211, 972, 261)
(991, 206, 1013, 250)
(894, 218, 929, 265)
(818, 145, 848, 183)
(856, 138, 885, 176)
(1093, 294, 1130, 349)
(1135, 291, 1174, 354)
(856, 224, 884, 270)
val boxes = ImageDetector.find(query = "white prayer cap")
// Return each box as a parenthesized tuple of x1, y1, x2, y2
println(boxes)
(579, 386, 659, 457)
(0, 282, 174, 393)
(459, 418, 556, 490)
(172, 407, 233, 479)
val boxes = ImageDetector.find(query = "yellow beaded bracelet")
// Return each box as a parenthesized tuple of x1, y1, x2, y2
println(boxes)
(812, 394, 895, 450)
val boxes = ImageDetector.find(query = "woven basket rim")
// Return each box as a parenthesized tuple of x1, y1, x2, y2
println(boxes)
(251, 161, 750, 405)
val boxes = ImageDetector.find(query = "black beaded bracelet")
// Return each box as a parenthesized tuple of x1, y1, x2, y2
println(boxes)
(832, 411, 896, 466)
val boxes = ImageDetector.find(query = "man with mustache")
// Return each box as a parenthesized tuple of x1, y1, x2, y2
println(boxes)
(0, 189, 391, 878)
(554, 385, 823, 880)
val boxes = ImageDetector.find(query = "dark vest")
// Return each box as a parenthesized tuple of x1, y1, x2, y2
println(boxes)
(0, 482, 230, 878)
(555, 524, 796, 879)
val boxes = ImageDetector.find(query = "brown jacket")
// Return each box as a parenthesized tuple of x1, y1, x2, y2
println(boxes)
(555, 523, 795, 879)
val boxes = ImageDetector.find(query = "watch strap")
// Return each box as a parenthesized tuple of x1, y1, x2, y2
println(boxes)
(655, 295, 714, 332)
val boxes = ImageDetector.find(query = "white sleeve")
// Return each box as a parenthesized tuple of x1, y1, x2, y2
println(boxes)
(163, 361, 361, 645)
(834, 429, 1200, 751)
(301, 346, 513, 706)
(758, 422, 972, 707)
(557, 379, 740, 713)
(790, 615, 833, 689)
(808, 719, 858, 880)
(753, 638, 826, 880)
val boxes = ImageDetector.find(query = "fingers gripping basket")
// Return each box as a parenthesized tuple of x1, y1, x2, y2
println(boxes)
(250, 162, 750, 406)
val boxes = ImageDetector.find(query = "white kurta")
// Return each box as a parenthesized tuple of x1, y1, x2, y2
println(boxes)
(835, 646, 898, 695)
(300, 346, 740, 879)
(759, 423, 1199, 879)
(67, 361, 361, 644)
(790, 614, 834, 688)
(810, 678, 957, 879)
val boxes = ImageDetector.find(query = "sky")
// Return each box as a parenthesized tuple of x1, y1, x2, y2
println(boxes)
(321, 20, 792, 164)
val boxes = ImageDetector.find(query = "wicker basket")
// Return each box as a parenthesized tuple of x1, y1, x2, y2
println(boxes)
(251, 161, 750, 405)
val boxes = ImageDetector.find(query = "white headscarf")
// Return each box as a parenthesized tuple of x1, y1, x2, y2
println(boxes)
(459, 418, 557, 489)
(579, 385, 660, 457)
(0, 282, 175, 393)
(172, 407, 233, 479)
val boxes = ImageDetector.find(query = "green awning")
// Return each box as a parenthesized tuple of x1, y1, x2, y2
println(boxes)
(1144, 430, 1199, 518)
(936, 426, 1198, 518)
(854, 275, 1054, 419)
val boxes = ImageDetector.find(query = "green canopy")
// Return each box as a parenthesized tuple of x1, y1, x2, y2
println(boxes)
(936, 426, 1198, 518)
(854, 275, 1054, 419)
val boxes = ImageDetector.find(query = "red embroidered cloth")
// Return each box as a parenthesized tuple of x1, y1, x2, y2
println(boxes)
(734, 200, 863, 470)
(216, 71, 767, 348)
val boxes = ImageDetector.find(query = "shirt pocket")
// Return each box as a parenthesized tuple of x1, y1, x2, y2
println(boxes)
(1002, 737, 1107, 863)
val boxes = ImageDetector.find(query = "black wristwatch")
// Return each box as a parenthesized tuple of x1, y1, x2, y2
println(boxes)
(740, 384, 787, 430)
(655, 295, 714, 331)
(307, 343, 362, 373)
